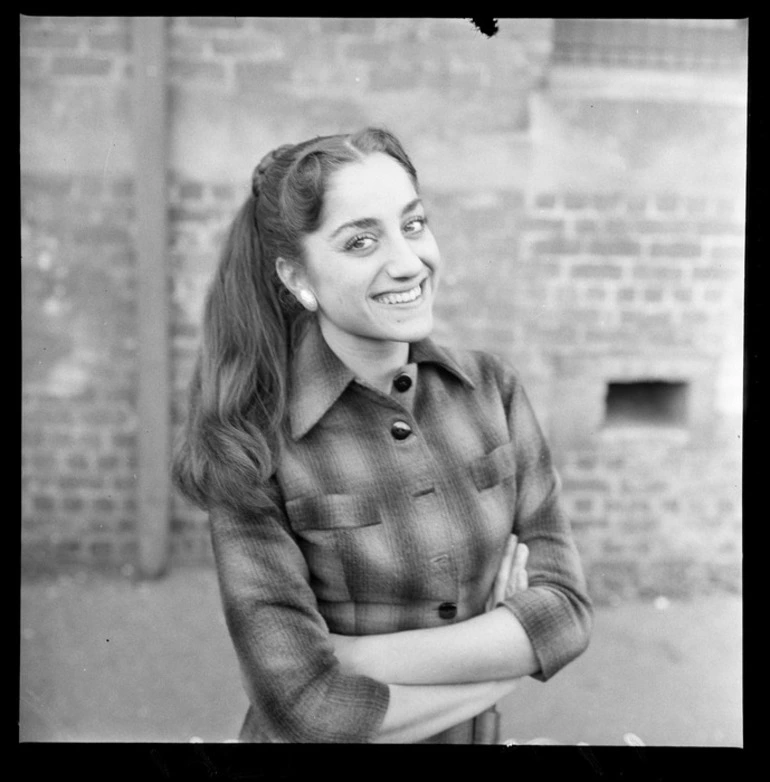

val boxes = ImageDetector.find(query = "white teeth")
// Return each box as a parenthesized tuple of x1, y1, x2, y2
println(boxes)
(376, 284, 422, 305)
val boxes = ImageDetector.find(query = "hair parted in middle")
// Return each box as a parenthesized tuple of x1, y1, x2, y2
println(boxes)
(172, 127, 420, 520)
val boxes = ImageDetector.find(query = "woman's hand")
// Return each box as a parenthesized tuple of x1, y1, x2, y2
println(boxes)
(329, 633, 362, 676)
(485, 534, 529, 613)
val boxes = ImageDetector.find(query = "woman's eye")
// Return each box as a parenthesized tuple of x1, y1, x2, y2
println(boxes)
(403, 216, 427, 235)
(344, 234, 376, 252)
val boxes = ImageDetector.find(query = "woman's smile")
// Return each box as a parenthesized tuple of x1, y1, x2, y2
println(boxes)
(372, 280, 425, 306)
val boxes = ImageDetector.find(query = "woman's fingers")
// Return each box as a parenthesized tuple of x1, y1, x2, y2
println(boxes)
(507, 543, 529, 597)
(490, 535, 518, 608)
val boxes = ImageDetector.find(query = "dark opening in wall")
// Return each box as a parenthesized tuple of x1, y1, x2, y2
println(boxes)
(604, 380, 689, 428)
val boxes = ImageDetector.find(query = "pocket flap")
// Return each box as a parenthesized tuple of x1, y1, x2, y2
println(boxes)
(470, 442, 517, 491)
(286, 493, 381, 532)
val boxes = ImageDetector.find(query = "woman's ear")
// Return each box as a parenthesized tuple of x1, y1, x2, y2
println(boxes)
(275, 257, 318, 312)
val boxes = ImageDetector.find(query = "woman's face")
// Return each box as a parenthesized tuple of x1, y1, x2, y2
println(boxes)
(296, 152, 441, 351)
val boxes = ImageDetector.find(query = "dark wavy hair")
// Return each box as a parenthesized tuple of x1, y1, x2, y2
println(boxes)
(172, 127, 419, 519)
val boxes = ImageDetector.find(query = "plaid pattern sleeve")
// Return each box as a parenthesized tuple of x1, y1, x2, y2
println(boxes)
(496, 367, 594, 681)
(209, 501, 390, 742)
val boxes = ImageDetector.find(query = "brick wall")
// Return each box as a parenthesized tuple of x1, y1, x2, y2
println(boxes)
(21, 16, 138, 572)
(21, 16, 745, 600)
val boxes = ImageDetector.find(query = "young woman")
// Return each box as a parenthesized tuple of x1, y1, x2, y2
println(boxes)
(172, 127, 592, 744)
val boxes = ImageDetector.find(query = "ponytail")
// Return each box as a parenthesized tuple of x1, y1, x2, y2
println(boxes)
(172, 194, 300, 519)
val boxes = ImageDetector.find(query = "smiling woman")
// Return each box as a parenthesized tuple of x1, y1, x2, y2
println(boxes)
(171, 127, 592, 744)
(277, 152, 441, 392)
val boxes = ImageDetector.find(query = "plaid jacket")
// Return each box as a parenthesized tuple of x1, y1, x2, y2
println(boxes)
(210, 321, 593, 743)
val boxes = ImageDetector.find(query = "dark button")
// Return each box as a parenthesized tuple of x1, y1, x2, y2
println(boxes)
(390, 420, 412, 440)
(393, 374, 412, 392)
(438, 601, 457, 620)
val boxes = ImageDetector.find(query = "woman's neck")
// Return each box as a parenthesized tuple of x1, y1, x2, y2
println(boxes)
(318, 319, 409, 394)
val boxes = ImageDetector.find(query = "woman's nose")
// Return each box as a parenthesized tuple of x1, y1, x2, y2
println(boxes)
(385, 234, 424, 279)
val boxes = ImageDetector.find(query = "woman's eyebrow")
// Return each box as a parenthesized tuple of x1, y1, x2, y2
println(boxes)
(329, 198, 424, 241)
(329, 217, 379, 240)
(401, 197, 423, 216)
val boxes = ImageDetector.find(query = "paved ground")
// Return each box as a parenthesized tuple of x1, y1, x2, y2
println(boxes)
(19, 566, 742, 746)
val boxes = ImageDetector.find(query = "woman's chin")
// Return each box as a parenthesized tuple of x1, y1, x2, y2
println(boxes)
(383, 314, 434, 344)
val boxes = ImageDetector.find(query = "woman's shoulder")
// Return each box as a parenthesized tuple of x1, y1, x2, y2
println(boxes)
(424, 339, 524, 395)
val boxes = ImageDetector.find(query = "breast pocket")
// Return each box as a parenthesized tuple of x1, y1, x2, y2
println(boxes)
(469, 441, 517, 491)
(285, 493, 382, 532)
(285, 493, 384, 603)
(467, 442, 519, 560)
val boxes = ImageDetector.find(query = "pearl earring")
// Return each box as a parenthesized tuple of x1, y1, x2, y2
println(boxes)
(299, 291, 318, 311)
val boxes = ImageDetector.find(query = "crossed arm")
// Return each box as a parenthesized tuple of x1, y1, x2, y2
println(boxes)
(331, 536, 535, 743)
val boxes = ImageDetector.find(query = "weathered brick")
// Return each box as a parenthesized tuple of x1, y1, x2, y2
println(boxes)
(589, 240, 641, 256)
(571, 263, 623, 280)
(71, 224, 131, 245)
(655, 193, 679, 212)
(94, 497, 116, 513)
(574, 218, 598, 233)
(643, 286, 664, 303)
(370, 62, 425, 91)
(20, 55, 47, 81)
(715, 197, 739, 218)
(87, 30, 131, 53)
(211, 184, 236, 202)
(702, 287, 724, 303)
(534, 193, 557, 210)
(696, 220, 744, 236)
(119, 538, 139, 562)
(50, 55, 113, 77)
(22, 29, 81, 49)
(211, 35, 282, 57)
(89, 539, 114, 562)
(112, 433, 136, 449)
(592, 193, 623, 211)
(584, 286, 608, 302)
(532, 238, 581, 255)
(649, 242, 701, 258)
(66, 454, 90, 471)
(563, 192, 590, 210)
(170, 59, 227, 82)
(710, 244, 745, 263)
(633, 264, 684, 281)
(98, 455, 121, 471)
(119, 517, 136, 533)
(692, 265, 735, 281)
(235, 60, 292, 88)
(684, 196, 709, 215)
(345, 40, 397, 64)
(33, 495, 56, 512)
(319, 18, 378, 35)
(185, 17, 246, 30)
(56, 539, 83, 560)
(62, 496, 84, 512)
(562, 478, 609, 492)
(520, 217, 565, 232)
(636, 219, 692, 234)
(625, 195, 649, 215)
(178, 181, 205, 201)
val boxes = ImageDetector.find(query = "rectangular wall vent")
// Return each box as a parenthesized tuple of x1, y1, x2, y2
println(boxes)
(604, 380, 689, 427)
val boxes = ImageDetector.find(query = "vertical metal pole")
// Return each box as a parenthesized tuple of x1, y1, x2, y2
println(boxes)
(133, 17, 170, 578)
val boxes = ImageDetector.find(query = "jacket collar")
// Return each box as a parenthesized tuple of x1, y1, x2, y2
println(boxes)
(288, 320, 475, 440)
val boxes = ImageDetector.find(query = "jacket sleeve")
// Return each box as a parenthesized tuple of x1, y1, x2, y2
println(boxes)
(209, 497, 390, 742)
(496, 369, 593, 681)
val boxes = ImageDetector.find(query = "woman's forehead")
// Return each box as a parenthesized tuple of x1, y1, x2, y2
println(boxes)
(322, 153, 418, 219)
